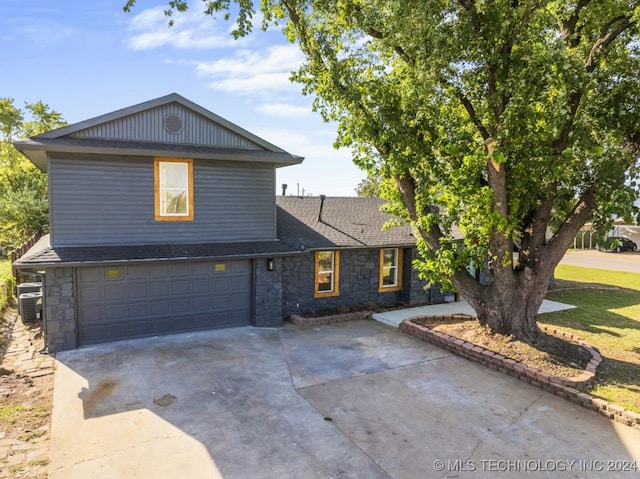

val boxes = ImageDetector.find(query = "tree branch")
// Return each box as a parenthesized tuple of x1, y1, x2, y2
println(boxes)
(545, 186, 597, 265)
(560, 0, 591, 47)
(586, 16, 634, 73)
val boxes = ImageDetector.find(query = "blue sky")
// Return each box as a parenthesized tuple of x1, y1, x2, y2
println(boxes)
(0, 0, 365, 196)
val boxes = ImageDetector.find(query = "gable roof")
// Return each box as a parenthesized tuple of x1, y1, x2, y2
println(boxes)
(276, 196, 416, 250)
(14, 93, 303, 171)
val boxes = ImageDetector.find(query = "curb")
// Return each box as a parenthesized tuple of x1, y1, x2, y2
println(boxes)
(289, 311, 372, 326)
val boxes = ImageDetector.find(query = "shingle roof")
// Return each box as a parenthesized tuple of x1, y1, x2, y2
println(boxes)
(14, 235, 299, 268)
(14, 197, 420, 268)
(276, 196, 415, 250)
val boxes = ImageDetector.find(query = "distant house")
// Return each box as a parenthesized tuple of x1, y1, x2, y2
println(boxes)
(13, 94, 437, 351)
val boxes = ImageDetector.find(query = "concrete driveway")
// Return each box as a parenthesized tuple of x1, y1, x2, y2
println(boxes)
(50, 321, 640, 479)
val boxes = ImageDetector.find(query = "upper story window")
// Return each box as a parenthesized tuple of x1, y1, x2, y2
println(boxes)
(379, 248, 403, 292)
(314, 250, 340, 298)
(154, 158, 194, 221)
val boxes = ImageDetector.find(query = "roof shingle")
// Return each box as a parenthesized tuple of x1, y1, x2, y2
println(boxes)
(276, 196, 415, 250)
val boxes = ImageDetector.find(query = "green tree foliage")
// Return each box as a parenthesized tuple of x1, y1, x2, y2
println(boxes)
(125, 0, 640, 343)
(355, 174, 382, 197)
(0, 99, 66, 252)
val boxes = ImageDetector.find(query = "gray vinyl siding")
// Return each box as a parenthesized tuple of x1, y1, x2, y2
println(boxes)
(49, 156, 276, 247)
(69, 103, 261, 149)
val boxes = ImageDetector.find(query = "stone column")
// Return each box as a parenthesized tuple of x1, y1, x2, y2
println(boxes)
(44, 267, 77, 352)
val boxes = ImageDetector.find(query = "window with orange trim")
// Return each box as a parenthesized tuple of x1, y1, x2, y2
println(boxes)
(314, 251, 340, 298)
(379, 248, 403, 292)
(154, 158, 194, 221)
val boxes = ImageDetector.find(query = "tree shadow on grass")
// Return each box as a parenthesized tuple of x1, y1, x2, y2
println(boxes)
(543, 282, 640, 411)
(591, 357, 640, 412)
(544, 283, 640, 335)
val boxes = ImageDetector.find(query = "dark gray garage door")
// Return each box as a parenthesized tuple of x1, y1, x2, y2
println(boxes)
(77, 260, 252, 345)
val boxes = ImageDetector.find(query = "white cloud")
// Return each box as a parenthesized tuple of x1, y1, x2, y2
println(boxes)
(194, 44, 304, 95)
(125, 6, 247, 50)
(256, 103, 312, 118)
(12, 17, 74, 47)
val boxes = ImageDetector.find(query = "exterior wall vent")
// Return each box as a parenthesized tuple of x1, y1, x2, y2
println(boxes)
(164, 114, 184, 135)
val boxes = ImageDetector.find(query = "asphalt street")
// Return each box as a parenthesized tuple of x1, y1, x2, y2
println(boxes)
(560, 249, 640, 273)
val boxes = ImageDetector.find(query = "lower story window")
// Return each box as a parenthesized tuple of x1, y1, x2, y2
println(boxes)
(379, 248, 403, 292)
(315, 251, 340, 298)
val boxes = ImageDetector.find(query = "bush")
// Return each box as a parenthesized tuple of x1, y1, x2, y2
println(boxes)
(0, 258, 15, 313)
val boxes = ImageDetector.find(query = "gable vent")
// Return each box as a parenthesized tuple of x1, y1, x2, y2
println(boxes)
(163, 114, 184, 134)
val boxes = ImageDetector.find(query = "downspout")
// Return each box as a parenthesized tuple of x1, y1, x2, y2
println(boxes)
(33, 271, 47, 354)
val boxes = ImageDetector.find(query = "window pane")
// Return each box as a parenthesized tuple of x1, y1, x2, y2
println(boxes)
(161, 191, 188, 215)
(382, 267, 396, 286)
(383, 249, 397, 267)
(382, 248, 398, 287)
(318, 272, 333, 292)
(318, 251, 333, 272)
(159, 161, 189, 216)
(160, 162, 188, 189)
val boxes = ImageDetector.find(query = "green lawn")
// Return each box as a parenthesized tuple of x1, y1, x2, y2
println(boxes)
(543, 265, 640, 412)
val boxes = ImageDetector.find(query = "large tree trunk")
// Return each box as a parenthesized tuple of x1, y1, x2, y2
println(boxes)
(451, 253, 558, 345)
(459, 271, 547, 344)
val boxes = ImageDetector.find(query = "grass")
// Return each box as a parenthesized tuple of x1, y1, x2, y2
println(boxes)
(0, 404, 31, 425)
(543, 264, 640, 412)
(0, 257, 14, 313)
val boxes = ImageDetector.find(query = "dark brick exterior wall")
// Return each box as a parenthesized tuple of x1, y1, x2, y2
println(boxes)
(282, 247, 434, 318)
(254, 257, 283, 327)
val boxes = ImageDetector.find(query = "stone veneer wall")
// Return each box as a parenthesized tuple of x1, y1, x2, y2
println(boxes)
(44, 267, 77, 352)
(282, 247, 433, 318)
(254, 257, 283, 327)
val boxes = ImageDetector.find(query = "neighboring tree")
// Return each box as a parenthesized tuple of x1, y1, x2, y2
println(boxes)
(0, 99, 66, 252)
(124, 1, 640, 344)
(355, 174, 382, 197)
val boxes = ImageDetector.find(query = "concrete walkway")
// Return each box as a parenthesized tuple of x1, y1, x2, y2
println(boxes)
(373, 299, 576, 328)
(49, 320, 639, 479)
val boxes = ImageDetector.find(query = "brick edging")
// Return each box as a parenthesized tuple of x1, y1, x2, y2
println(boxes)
(400, 316, 640, 431)
(289, 311, 372, 326)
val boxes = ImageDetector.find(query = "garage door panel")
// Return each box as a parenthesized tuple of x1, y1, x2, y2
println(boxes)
(230, 293, 249, 308)
(77, 260, 252, 345)
(192, 278, 210, 293)
(172, 298, 191, 313)
(192, 263, 210, 275)
(128, 284, 148, 298)
(171, 280, 191, 295)
(104, 285, 126, 300)
(151, 318, 171, 334)
(149, 282, 171, 297)
(79, 286, 102, 303)
(150, 300, 170, 315)
(128, 303, 148, 317)
(78, 268, 102, 283)
(192, 297, 210, 311)
(105, 304, 126, 320)
(213, 278, 230, 290)
(171, 264, 190, 277)
(127, 266, 148, 280)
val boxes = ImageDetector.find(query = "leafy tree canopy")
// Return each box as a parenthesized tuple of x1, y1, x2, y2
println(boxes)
(0, 99, 66, 252)
(355, 174, 382, 197)
(124, 0, 640, 342)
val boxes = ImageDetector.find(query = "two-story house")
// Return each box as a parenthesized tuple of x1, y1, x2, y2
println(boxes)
(13, 94, 438, 351)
